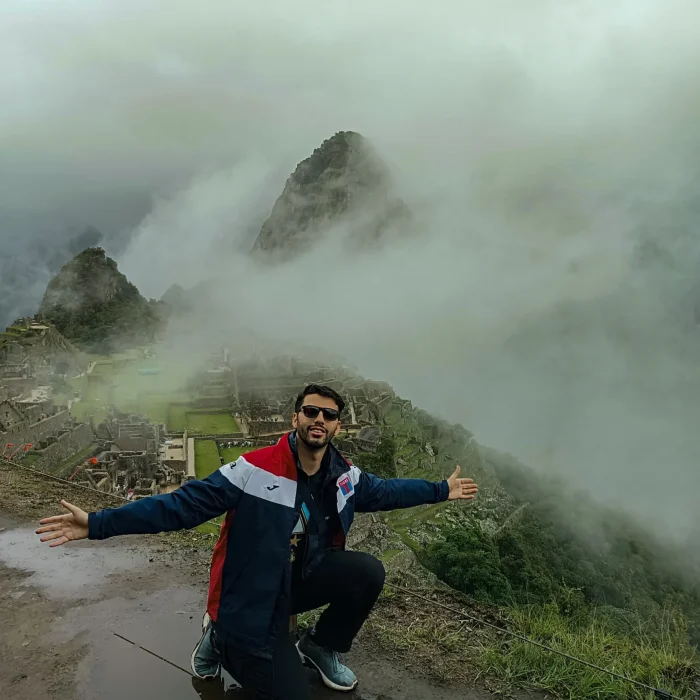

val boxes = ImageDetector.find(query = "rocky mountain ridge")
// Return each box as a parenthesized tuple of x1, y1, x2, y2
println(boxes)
(38, 247, 164, 352)
(252, 130, 411, 256)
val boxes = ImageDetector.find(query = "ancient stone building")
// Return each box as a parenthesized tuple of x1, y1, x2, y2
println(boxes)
(95, 414, 161, 457)
(75, 418, 191, 499)
(0, 397, 94, 469)
(355, 425, 381, 452)
(1, 398, 66, 449)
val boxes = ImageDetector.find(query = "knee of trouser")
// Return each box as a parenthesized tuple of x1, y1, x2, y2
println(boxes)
(360, 554, 386, 595)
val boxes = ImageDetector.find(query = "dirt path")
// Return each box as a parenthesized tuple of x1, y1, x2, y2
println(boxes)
(0, 462, 548, 700)
(1, 512, 534, 700)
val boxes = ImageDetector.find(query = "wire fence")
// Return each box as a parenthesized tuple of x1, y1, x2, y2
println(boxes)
(1, 457, 693, 699)
(0, 457, 223, 528)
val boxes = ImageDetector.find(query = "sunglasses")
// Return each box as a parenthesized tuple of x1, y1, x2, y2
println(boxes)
(300, 405, 340, 422)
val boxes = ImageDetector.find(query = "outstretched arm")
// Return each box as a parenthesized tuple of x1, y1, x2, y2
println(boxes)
(37, 499, 89, 547)
(36, 461, 249, 546)
(354, 465, 478, 513)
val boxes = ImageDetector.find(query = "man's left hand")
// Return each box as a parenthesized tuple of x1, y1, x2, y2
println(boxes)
(446, 466, 478, 501)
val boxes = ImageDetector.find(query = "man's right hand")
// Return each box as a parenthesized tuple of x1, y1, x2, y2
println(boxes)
(36, 500, 89, 547)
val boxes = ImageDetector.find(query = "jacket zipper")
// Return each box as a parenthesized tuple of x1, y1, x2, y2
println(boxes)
(301, 475, 329, 581)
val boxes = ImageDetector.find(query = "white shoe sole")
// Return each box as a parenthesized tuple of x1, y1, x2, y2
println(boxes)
(296, 642, 358, 692)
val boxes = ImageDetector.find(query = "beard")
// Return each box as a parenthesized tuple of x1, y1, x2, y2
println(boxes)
(297, 424, 333, 451)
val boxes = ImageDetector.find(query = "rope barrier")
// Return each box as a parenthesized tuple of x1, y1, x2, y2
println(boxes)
(2, 456, 688, 699)
(113, 632, 192, 676)
(0, 457, 223, 530)
(383, 582, 682, 700)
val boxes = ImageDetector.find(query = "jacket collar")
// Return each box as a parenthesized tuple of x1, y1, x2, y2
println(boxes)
(285, 431, 349, 483)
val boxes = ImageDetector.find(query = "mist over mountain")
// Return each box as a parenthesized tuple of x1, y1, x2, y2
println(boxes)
(38, 247, 163, 352)
(3, 0, 700, 541)
(253, 130, 411, 255)
(0, 222, 139, 330)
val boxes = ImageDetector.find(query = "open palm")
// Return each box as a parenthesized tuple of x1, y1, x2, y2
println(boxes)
(36, 500, 89, 547)
(446, 466, 478, 501)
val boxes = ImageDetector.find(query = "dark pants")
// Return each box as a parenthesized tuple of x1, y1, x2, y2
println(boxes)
(219, 550, 385, 700)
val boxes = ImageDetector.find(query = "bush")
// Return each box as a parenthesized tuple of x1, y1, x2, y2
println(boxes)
(357, 433, 398, 480)
(427, 527, 512, 604)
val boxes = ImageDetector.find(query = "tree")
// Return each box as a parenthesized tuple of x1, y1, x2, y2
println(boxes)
(426, 528, 512, 604)
(357, 433, 397, 480)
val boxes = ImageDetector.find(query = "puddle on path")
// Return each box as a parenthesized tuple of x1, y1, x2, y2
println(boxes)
(1, 517, 498, 700)
(59, 585, 478, 700)
(0, 524, 148, 600)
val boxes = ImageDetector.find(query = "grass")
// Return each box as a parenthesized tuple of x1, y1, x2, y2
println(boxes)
(481, 602, 700, 700)
(363, 576, 496, 687)
(388, 501, 446, 526)
(221, 446, 248, 464)
(62, 351, 240, 438)
(70, 397, 108, 423)
(167, 404, 188, 432)
(68, 376, 238, 436)
(194, 440, 221, 479)
(360, 574, 700, 698)
(134, 396, 170, 425)
(197, 521, 223, 536)
(185, 411, 239, 434)
(52, 443, 100, 478)
(67, 352, 195, 425)
(386, 502, 450, 551)
(378, 548, 402, 563)
(193, 439, 229, 532)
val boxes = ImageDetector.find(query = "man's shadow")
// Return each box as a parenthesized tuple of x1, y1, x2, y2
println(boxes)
(191, 674, 244, 698)
(190, 674, 370, 699)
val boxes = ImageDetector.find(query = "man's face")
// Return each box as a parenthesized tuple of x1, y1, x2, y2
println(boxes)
(292, 394, 341, 451)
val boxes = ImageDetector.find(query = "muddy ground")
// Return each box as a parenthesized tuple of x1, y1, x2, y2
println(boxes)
(0, 463, 547, 700)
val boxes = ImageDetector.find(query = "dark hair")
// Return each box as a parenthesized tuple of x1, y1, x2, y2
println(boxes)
(294, 384, 345, 415)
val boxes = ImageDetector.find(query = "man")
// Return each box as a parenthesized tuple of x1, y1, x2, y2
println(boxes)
(37, 384, 478, 699)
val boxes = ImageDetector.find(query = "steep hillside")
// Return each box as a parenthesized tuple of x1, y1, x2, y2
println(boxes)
(38, 247, 164, 352)
(0, 227, 106, 329)
(0, 318, 88, 376)
(160, 283, 194, 316)
(374, 398, 700, 623)
(351, 393, 700, 697)
(252, 131, 411, 255)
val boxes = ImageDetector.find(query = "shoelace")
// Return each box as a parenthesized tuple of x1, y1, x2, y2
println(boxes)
(313, 640, 342, 672)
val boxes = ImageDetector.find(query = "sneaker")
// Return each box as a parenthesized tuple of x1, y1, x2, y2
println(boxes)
(297, 631, 358, 692)
(190, 612, 221, 680)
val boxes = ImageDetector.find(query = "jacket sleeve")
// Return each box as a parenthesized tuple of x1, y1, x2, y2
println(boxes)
(353, 466, 449, 512)
(87, 461, 249, 540)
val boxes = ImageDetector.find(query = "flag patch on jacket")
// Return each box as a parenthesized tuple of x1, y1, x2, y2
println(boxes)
(338, 475, 353, 497)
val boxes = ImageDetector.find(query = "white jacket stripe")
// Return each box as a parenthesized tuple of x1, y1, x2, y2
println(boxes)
(219, 455, 296, 509)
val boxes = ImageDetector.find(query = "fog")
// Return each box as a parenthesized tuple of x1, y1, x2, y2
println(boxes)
(3, 1, 700, 537)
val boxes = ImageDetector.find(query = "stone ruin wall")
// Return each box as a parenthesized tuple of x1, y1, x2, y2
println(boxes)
(1, 409, 70, 448)
(250, 418, 293, 434)
(31, 423, 94, 471)
(0, 376, 38, 398)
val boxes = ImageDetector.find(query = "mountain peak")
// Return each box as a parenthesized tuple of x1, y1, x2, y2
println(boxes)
(252, 131, 410, 255)
(38, 247, 161, 351)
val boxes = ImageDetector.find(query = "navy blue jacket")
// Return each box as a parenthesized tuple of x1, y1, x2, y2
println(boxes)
(88, 432, 449, 658)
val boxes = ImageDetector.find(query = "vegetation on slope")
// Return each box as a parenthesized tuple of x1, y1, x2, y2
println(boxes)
(252, 131, 411, 255)
(363, 397, 700, 697)
(38, 247, 165, 352)
(412, 451, 700, 698)
(29, 336, 698, 697)
(357, 432, 398, 480)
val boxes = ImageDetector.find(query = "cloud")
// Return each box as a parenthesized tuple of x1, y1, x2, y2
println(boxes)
(3, 0, 700, 537)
